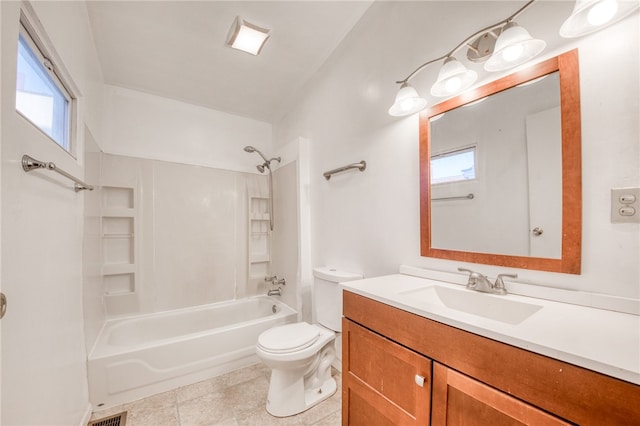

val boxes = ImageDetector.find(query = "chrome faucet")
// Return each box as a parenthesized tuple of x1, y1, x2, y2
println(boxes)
(458, 268, 517, 295)
(265, 275, 286, 286)
(266, 275, 286, 296)
(267, 287, 282, 296)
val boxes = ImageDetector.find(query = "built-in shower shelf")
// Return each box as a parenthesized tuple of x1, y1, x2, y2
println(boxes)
(102, 185, 138, 312)
(102, 207, 135, 218)
(103, 264, 136, 275)
(250, 214, 270, 221)
(250, 255, 270, 263)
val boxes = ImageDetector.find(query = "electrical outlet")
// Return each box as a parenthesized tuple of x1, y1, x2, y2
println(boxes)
(611, 187, 640, 223)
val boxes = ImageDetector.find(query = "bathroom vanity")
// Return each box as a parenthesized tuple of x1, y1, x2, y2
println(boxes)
(341, 272, 640, 425)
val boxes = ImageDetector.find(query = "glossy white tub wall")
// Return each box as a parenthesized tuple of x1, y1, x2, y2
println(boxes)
(88, 296, 296, 408)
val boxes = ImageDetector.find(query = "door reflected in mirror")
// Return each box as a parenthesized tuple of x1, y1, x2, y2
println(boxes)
(420, 50, 582, 274)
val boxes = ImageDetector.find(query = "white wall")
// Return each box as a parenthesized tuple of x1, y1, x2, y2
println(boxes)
(273, 2, 640, 300)
(1, 1, 105, 424)
(272, 162, 300, 312)
(83, 129, 104, 353)
(101, 84, 272, 173)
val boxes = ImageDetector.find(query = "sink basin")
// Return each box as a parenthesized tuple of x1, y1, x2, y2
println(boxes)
(397, 285, 542, 325)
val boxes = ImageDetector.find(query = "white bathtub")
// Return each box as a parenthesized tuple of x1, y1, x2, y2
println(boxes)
(88, 296, 297, 408)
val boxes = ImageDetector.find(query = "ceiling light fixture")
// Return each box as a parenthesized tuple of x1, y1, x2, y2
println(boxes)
(226, 16, 270, 56)
(388, 0, 544, 117)
(560, 0, 639, 38)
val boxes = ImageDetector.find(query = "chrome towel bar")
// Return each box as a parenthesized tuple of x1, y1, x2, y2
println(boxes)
(22, 154, 94, 192)
(432, 193, 474, 201)
(323, 160, 366, 181)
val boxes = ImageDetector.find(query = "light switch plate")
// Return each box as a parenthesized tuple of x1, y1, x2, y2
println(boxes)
(611, 187, 640, 223)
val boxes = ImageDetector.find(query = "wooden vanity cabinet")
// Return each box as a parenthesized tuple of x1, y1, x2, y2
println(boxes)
(342, 291, 640, 426)
(342, 319, 431, 425)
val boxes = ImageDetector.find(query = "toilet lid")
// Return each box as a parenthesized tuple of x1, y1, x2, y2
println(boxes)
(258, 322, 320, 353)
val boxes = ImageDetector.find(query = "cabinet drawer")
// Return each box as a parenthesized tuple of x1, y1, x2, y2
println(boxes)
(343, 319, 431, 425)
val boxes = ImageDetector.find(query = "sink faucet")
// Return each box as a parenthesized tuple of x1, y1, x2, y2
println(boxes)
(458, 268, 517, 295)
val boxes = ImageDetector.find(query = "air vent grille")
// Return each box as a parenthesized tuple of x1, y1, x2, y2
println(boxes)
(88, 411, 127, 426)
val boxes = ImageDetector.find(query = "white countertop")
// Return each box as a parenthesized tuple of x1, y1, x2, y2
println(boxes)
(342, 273, 640, 385)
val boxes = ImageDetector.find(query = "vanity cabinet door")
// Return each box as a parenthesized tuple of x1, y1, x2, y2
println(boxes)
(431, 363, 571, 426)
(342, 319, 432, 425)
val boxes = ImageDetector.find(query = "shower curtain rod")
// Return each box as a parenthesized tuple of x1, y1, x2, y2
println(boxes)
(22, 154, 94, 192)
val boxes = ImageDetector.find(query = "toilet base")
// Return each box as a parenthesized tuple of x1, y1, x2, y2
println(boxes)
(264, 342, 336, 417)
(267, 376, 336, 417)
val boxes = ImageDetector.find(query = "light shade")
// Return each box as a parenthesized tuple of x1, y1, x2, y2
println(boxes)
(560, 0, 639, 38)
(430, 57, 478, 97)
(226, 17, 270, 55)
(484, 22, 546, 72)
(388, 82, 428, 117)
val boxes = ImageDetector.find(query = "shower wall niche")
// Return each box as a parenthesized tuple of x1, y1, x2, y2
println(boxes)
(249, 195, 270, 280)
(101, 185, 139, 315)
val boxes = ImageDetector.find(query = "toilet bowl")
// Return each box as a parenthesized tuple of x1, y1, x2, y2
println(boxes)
(256, 322, 336, 417)
(256, 267, 362, 417)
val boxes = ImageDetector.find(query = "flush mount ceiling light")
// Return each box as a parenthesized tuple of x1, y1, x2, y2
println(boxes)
(560, 0, 639, 38)
(226, 16, 270, 55)
(388, 0, 544, 117)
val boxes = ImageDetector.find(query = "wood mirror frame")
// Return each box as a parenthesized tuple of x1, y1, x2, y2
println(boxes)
(419, 49, 581, 274)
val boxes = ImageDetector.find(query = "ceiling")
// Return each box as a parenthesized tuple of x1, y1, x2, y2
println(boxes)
(86, 1, 373, 124)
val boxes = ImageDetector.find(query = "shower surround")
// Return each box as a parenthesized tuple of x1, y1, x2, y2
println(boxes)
(83, 152, 275, 352)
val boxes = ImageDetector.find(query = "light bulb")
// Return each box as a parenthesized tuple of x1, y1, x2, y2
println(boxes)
(587, 0, 618, 25)
(445, 77, 462, 93)
(502, 44, 524, 62)
(400, 98, 417, 112)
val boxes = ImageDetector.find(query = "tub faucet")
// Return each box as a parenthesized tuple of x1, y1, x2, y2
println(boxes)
(266, 275, 286, 296)
(458, 268, 517, 295)
(267, 287, 282, 296)
(265, 275, 286, 286)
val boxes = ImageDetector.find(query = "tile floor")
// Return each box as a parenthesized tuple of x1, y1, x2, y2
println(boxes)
(89, 363, 342, 426)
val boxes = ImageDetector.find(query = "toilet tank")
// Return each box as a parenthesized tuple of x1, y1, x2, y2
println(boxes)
(313, 267, 363, 332)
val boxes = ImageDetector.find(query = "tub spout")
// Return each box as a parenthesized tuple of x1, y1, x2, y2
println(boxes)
(267, 287, 282, 296)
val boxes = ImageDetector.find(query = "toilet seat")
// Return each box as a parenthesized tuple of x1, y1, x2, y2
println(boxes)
(257, 322, 320, 354)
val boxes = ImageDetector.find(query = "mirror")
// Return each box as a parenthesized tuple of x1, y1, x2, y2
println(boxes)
(420, 49, 581, 274)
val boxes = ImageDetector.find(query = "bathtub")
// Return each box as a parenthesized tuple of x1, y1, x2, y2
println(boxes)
(88, 296, 297, 408)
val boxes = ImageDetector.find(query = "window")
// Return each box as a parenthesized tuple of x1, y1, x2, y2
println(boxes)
(15, 21, 72, 152)
(431, 146, 476, 184)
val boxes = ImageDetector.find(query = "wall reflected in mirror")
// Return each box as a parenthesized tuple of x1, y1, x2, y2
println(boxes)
(430, 71, 561, 259)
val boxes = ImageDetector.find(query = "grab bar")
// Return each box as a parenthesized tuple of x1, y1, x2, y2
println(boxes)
(323, 160, 366, 180)
(22, 154, 94, 192)
(432, 193, 474, 201)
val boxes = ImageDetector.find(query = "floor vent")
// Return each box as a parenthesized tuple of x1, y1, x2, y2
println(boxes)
(88, 411, 127, 426)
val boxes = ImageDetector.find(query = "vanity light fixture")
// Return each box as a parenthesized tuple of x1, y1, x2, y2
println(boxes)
(560, 0, 639, 38)
(388, 0, 544, 117)
(388, 82, 428, 116)
(429, 57, 478, 97)
(226, 16, 270, 55)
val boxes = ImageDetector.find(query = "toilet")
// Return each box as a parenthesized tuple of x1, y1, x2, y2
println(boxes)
(256, 267, 362, 417)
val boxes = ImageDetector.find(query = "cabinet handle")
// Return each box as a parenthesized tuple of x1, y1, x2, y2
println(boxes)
(414, 374, 426, 387)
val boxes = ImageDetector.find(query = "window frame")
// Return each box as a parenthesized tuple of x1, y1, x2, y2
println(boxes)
(16, 9, 78, 157)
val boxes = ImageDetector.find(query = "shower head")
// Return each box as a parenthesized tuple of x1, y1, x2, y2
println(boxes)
(243, 145, 269, 163)
(256, 164, 266, 173)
